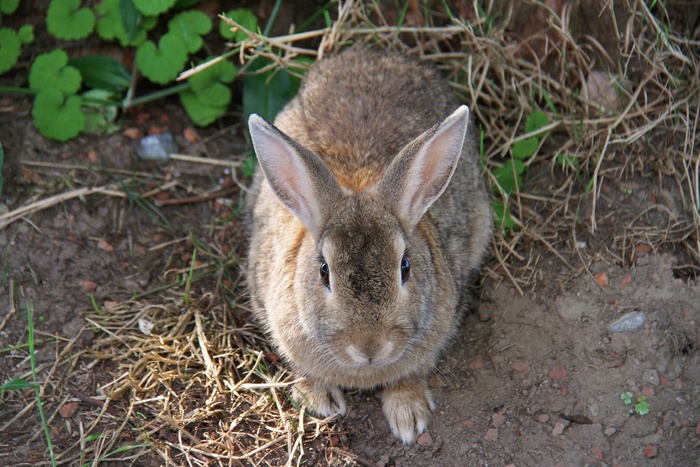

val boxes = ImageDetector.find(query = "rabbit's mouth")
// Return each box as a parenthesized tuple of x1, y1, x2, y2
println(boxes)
(340, 342, 404, 368)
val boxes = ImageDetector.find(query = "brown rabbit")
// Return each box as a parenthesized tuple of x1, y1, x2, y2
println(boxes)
(246, 48, 492, 443)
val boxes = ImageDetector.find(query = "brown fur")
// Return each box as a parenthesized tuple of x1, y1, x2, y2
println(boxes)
(246, 48, 493, 443)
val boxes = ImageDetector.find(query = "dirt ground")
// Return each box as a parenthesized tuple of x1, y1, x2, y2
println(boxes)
(2, 2, 700, 466)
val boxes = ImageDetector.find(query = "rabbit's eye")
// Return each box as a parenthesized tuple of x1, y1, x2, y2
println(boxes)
(400, 255, 410, 284)
(320, 262, 331, 290)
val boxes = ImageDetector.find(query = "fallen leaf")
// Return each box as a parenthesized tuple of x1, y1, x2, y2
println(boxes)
(97, 238, 114, 252)
(122, 128, 141, 139)
(468, 360, 484, 370)
(594, 271, 609, 287)
(636, 244, 653, 255)
(183, 126, 199, 143)
(59, 402, 79, 418)
(428, 376, 445, 387)
(552, 421, 566, 436)
(620, 274, 632, 287)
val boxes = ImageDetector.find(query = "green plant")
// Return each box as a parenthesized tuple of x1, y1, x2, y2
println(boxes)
(0, 305, 56, 465)
(621, 392, 650, 415)
(491, 109, 551, 229)
(0, 1, 285, 141)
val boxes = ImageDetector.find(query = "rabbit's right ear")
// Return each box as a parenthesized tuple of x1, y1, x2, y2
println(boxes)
(376, 105, 470, 231)
(249, 114, 342, 238)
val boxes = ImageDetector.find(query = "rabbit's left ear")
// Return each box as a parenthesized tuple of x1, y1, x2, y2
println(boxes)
(249, 114, 342, 239)
(376, 105, 470, 230)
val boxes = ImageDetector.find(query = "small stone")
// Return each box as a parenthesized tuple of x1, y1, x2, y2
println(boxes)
(462, 420, 472, 427)
(674, 379, 683, 390)
(643, 369, 660, 386)
(594, 271, 609, 286)
(79, 280, 98, 293)
(552, 422, 567, 436)
(644, 444, 658, 459)
(536, 414, 550, 423)
(511, 361, 530, 374)
(642, 386, 655, 397)
(695, 421, 700, 436)
(588, 402, 600, 417)
(604, 427, 617, 436)
(492, 355, 505, 363)
(428, 376, 446, 387)
(609, 312, 646, 333)
(549, 366, 568, 381)
(590, 445, 604, 461)
(492, 412, 506, 428)
(416, 431, 433, 446)
(468, 360, 484, 370)
(483, 428, 498, 442)
(59, 402, 79, 418)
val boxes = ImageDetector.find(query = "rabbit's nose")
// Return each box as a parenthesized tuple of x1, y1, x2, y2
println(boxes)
(346, 341, 395, 366)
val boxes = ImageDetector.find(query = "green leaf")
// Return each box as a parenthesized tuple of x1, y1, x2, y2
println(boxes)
(81, 89, 120, 134)
(492, 200, 517, 230)
(136, 33, 188, 84)
(132, 0, 175, 16)
(0, 28, 20, 74)
(17, 25, 34, 44)
(46, 0, 95, 40)
(174, 0, 200, 7)
(179, 89, 227, 126)
(168, 10, 212, 53)
(69, 55, 131, 92)
(189, 59, 236, 106)
(96, 0, 155, 46)
(32, 90, 86, 141)
(512, 137, 538, 159)
(0, 378, 35, 392)
(0, 141, 3, 196)
(492, 159, 524, 195)
(241, 155, 257, 178)
(0, 0, 19, 14)
(243, 57, 297, 123)
(29, 50, 82, 95)
(220, 8, 258, 41)
(120, 0, 141, 42)
(525, 109, 550, 135)
(621, 392, 633, 405)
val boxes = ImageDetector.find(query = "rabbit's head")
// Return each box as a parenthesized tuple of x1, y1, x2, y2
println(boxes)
(248, 106, 470, 381)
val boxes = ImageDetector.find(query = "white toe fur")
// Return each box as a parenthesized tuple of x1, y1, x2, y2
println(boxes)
(381, 379, 435, 444)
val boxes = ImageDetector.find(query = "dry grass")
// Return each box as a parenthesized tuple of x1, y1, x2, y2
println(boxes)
(2, 0, 698, 465)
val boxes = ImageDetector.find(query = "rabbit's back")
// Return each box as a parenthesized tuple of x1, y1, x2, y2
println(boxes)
(273, 49, 458, 190)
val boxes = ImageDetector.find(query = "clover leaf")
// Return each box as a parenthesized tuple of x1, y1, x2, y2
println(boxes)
(17, 25, 34, 44)
(132, 0, 175, 16)
(512, 137, 539, 159)
(29, 50, 82, 95)
(492, 200, 517, 230)
(525, 109, 550, 135)
(189, 59, 237, 106)
(220, 8, 258, 42)
(136, 33, 187, 84)
(493, 159, 524, 195)
(168, 10, 212, 53)
(32, 90, 85, 141)
(46, 0, 95, 40)
(179, 89, 228, 127)
(96, 0, 156, 46)
(0, 28, 21, 74)
(0, 0, 19, 14)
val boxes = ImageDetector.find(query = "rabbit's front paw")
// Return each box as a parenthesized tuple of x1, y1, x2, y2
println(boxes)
(292, 378, 347, 417)
(381, 377, 436, 444)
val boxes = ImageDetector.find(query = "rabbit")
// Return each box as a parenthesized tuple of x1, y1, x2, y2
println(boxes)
(245, 47, 492, 444)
